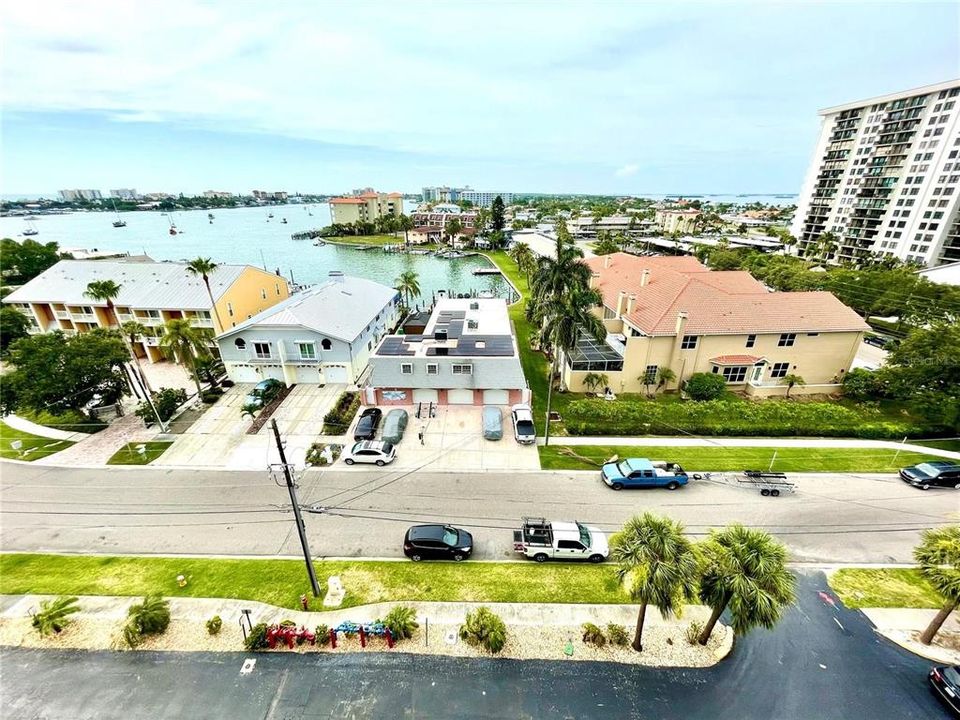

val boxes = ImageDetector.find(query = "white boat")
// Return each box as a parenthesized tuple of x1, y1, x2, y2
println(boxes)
(111, 199, 126, 228)
(22, 218, 39, 236)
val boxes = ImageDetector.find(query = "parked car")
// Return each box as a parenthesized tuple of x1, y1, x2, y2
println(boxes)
(342, 440, 395, 466)
(403, 524, 473, 561)
(482, 406, 503, 440)
(244, 378, 282, 408)
(353, 407, 383, 441)
(601, 458, 689, 491)
(511, 403, 536, 444)
(381, 409, 409, 444)
(513, 517, 609, 563)
(899, 461, 960, 490)
(929, 665, 960, 717)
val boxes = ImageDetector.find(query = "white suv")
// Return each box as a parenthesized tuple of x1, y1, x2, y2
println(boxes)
(343, 440, 396, 466)
(511, 404, 536, 445)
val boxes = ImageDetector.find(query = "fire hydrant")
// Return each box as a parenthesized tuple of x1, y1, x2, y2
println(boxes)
(300, 594, 309, 611)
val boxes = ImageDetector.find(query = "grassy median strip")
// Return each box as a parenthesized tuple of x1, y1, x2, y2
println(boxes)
(0, 421, 75, 461)
(539, 445, 942, 473)
(106, 441, 174, 465)
(0, 554, 626, 611)
(828, 568, 941, 609)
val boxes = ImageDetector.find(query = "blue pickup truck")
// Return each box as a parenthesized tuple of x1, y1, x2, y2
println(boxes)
(600, 458, 689, 491)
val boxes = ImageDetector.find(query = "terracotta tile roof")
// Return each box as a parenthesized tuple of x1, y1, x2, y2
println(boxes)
(710, 354, 764, 365)
(585, 253, 870, 336)
(412, 226, 441, 233)
(330, 197, 364, 204)
(387, 192, 403, 198)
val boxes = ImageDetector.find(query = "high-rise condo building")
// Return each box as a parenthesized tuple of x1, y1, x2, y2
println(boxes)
(791, 79, 960, 267)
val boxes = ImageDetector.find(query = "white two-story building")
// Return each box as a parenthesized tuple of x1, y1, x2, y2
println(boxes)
(217, 272, 400, 386)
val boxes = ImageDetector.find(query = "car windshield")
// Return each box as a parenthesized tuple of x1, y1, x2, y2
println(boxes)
(516, 420, 534, 434)
(913, 463, 939, 476)
(380, 442, 394, 453)
(617, 461, 632, 475)
(351, 442, 364, 453)
(576, 522, 591, 547)
(442, 527, 459, 545)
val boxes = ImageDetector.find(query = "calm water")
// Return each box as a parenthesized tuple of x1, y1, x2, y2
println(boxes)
(0, 204, 515, 304)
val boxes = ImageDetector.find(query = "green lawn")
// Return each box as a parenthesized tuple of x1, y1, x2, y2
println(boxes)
(538, 444, 943, 473)
(912, 438, 960, 452)
(325, 234, 415, 247)
(106, 441, 174, 465)
(829, 568, 943, 609)
(0, 420, 74, 461)
(0, 554, 625, 611)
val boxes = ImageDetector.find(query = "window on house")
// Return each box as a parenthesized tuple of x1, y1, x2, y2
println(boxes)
(745, 334, 756, 348)
(807, 332, 819, 337)
(253, 342, 271, 359)
(275, 283, 281, 296)
(770, 362, 790, 379)
(234, 338, 246, 350)
(297, 343, 316, 359)
(401, 363, 413, 374)
(643, 365, 658, 385)
(452, 364, 473, 375)
(227, 302, 234, 317)
(321, 339, 332, 351)
(260, 289, 267, 300)
(427, 364, 438, 375)
(778, 333, 796, 347)
(603, 306, 616, 320)
(721, 366, 748, 383)
(680, 335, 698, 350)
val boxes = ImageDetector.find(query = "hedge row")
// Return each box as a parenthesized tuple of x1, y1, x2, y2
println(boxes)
(322, 391, 360, 435)
(562, 398, 934, 439)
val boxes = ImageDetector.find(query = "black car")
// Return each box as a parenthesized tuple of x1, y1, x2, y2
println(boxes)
(929, 665, 960, 717)
(403, 524, 473, 562)
(353, 408, 383, 441)
(899, 461, 960, 490)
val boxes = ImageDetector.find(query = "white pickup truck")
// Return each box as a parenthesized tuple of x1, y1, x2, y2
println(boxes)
(512, 517, 609, 563)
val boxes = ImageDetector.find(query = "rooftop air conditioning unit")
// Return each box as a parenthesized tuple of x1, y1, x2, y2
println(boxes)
(434, 329, 448, 341)
(467, 319, 478, 329)
(435, 347, 449, 356)
(470, 302, 479, 310)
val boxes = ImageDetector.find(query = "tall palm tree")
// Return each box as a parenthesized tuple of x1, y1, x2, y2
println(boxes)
(83, 280, 123, 326)
(612, 512, 699, 652)
(445, 217, 464, 246)
(508, 242, 535, 284)
(397, 214, 415, 248)
(915, 525, 960, 645)
(394, 270, 421, 308)
(158, 318, 212, 397)
(696, 524, 795, 645)
(120, 320, 153, 395)
(185, 258, 224, 333)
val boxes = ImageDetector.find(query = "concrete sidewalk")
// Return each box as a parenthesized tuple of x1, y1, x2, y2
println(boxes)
(862, 607, 960, 664)
(541, 436, 960, 459)
(4, 414, 86, 442)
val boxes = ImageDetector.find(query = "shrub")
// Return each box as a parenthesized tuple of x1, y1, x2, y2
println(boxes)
(135, 387, 187, 425)
(206, 615, 222, 635)
(200, 391, 221, 404)
(322, 391, 360, 434)
(123, 595, 171, 648)
(31, 595, 81, 637)
(685, 621, 704, 646)
(606, 623, 629, 646)
(459, 607, 507, 654)
(685, 373, 728, 401)
(18, 408, 104, 434)
(305, 442, 343, 467)
(581, 622, 606, 648)
(315, 624, 331, 646)
(245, 622, 269, 651)
(383, 606, 419, 641)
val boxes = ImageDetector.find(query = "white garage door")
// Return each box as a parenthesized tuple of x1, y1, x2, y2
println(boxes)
(482, 389, 509, 405)
(229, 365, 259, 383)
(260, 366, 286, 382)
(323, 365, 350, 384)
(448, 388, 475, 405)
(413, 389, 438, 403)
(295, 366, 321, 384)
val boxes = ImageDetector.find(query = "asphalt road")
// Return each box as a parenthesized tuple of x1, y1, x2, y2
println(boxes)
(2, 461, 956, 563)
(0, 573, 951, 719)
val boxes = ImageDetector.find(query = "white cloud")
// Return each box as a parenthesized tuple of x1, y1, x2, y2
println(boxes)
(615, 164, 639, 177)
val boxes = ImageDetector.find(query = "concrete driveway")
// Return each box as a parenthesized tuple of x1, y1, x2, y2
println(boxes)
(268, 384, 346, 437)
(344, 405, 540, 471)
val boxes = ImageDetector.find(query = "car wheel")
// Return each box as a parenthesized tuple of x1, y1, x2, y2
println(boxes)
(588, 554, 604, 564)
(344, 458, 354, 465)
(612, 482, 624, 491)
(692, 473, 703, 480)
(453, 554, 465, 562)
(376, 459, 385, 466)
(921, 483, 930, 490)
(667, 481, 679, 491)
(533, 553, 548, 563)
(954, 483, 960, 489)
(770, 489, 780, 497)
(760, 488, 770, 496)
(410, 554, 422, 562)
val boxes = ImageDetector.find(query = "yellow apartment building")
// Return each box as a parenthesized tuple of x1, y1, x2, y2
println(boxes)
(655, 209, 702, 234)
(329, 191, 403, 225)
(563, 253, 869, 397)
(4, 259, 290, 362)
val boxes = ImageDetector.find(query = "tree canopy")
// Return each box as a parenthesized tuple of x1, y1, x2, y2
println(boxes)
(491, 196, 506, 233)
(0, 307, 31, 354)
(0, 238, 70, 284)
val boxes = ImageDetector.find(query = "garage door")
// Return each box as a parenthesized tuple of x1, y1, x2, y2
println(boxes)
(482, 389, 509, 405)
(413, 389, 438, 403)
(448, 388, 475, 405)
(229, 364, 259, 383)
(260, 366, 286, 382)
(295, 366, 321, 384)
(323, 365, 350, 384)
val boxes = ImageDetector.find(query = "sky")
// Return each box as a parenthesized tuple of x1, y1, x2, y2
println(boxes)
(2, 1, 958, 197)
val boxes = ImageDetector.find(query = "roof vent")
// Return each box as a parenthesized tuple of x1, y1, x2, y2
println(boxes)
(467, 319, 478, 329)
(328, 270, 345, 283)
(434, 329, 448, 341)
(470, 301, 479, 310)
(435, 346, 448, 356)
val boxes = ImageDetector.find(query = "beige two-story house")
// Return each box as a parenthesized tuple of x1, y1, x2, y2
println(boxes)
(562, 253, 869, 397)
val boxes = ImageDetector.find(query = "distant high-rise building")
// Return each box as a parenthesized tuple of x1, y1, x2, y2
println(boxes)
(109, 188, 138, 201)
(422, 186, 511, 207)
(459, 190, 512, 207)
(203, 190, 233, 199)
(251, 190, 287, 202)
(329, 191, 403, 225)
(58, 189, 102, 202)
(792, 79, 960, 267)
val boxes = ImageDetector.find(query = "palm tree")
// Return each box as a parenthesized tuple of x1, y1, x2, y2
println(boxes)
(395, 270, 421, 308)
(83, 279, 123, 326)
(397, 214, 415, 248)
(582, 372, 608, 394)
(120, 320, 153, 396)
(185, 258, 224, 333)
(445, 217, 464, 246)
(915, 525, 960, 645)
(508, 242, 535, 284)
(781, 373, 805, 398)
(611, 512, 699, 652)
(656, 367, 676, 392)
(593, 232, 620, 256)
(31, 595, 81, 637)
(696, 524, 795, 645)
(159, 318, 212, 397)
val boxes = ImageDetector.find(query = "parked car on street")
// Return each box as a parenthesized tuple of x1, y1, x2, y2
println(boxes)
(899, 461, 960, 490)
(353, 407, 383, 441)
(513, 517, 609, 563)
(511, 404, 536, 444)
(403, 524, 473, 561)
(929, 665, 960, 717)
(601, 458, 689, 490)
(381, 409, 409, 444)
(482, 406, 503, 440)
(342, 440, 395, 466)
(244, 378, 283, 408)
